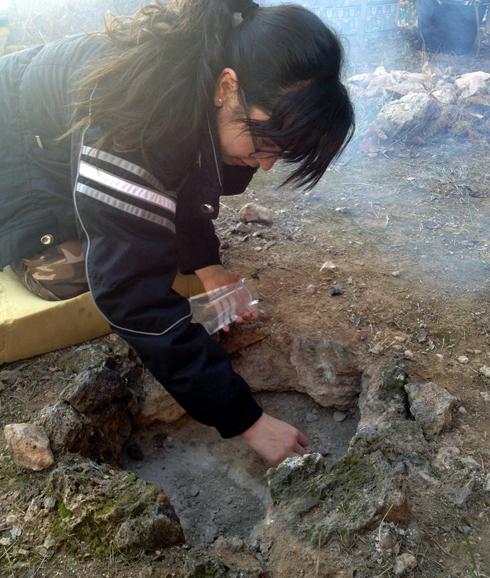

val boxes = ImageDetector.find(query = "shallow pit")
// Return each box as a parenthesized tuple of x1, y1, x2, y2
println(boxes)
(124, 391, 359, 546)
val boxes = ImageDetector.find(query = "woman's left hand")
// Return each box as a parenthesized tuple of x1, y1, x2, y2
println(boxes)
(195, 265, 259, 332)
(195, 264, 240, 292)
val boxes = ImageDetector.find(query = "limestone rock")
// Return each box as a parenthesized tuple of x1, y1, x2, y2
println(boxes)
(290, 338, 361, 410)
(393, 553, 417, 576)
(404, 382, 457, 437)
(134, 371, 186, 426)
(4, 423, 54, 471)
(376, 93, 440, 139)
(432, 84, 458, 105)
(239, 203, 273, 225)
(455, 71, 490, 99)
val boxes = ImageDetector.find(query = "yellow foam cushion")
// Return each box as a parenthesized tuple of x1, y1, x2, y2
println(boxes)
(0, 268, 204, 364)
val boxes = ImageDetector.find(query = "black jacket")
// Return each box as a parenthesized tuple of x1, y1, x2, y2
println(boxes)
(0, 34, 263, 437)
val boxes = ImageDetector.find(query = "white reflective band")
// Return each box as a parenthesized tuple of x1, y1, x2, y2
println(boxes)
(81, 146, 175, 198)
(79, 160, 176, 215)
(76, 182, 176, 233)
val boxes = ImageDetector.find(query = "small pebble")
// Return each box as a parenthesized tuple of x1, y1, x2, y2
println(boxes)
(480, 392, 490, 402)
(306, 412, 319, 423)
(233, 223, 253, 234)
(391, 271, 401, 278)
(333, 411, 347, 422)
(320, 260, 337, 272)
(403, 350, 415, 361)
(306, 284, 317, 295)
(458, 356, 470, 365)
(393, 553, 417, 576)
(330, 286, 344, 297)
(335, 207, 348, 213)
(415, 329, 427, 343)
(370, 343, 384, 355)
(436, 353, 444, 361)
(458, 406, 467, 415)
(479, 366, 490, 379)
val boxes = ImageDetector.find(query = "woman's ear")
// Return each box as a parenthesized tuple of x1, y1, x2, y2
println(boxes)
(214, 68, 240, 107)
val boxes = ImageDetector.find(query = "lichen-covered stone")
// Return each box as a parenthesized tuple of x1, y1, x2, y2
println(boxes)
(268, 450, 410, 547)
(36, 456, 184, 557)
(404, 382, 457, 437)
(4, 423, 54, 471)
(35, 401, 85, 454)
(267, 453, 325, 504)
(62, 366, 131, 414)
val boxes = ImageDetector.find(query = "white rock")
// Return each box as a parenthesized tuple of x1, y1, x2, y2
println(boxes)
(3, 423, 54, 471)
(455, 71, 490, 99)
(320, 260, 337, 272)
(480, 392, 490, 402)
(457, 356, 469, 364)
(432, 85, 458, 105)
(239, 203, 273, 225)
(479, 366, 490, 379)
(394, 553, 417, 576)
(377, 93, 440, 139)
(403, 350, 415, 361)
(369, 343, 384, 355)
(391, 271, 401, 277)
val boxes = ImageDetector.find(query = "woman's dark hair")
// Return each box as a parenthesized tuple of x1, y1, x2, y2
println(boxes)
(73, 0, 354, 189)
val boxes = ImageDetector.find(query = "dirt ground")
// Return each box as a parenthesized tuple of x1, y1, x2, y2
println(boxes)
(0, 30, 489, 578)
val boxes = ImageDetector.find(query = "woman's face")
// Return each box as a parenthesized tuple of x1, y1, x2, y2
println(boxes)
(214, 69, 281, 171)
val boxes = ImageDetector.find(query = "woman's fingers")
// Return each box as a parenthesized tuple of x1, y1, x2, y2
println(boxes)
(298, 431, 310, 448)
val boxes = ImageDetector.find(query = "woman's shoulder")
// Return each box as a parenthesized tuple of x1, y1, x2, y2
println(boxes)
(28, 33, 111, 70)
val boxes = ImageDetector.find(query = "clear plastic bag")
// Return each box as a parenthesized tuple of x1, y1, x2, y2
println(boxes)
(189, 278, 259, 335)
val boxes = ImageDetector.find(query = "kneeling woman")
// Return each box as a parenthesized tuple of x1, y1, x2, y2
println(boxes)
(0, 0, 354, 465)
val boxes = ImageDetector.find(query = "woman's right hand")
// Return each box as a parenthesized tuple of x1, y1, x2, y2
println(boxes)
(240, 412, 310, 466)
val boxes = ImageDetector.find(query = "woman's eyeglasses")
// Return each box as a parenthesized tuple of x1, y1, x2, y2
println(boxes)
(239, 88, 284, 160)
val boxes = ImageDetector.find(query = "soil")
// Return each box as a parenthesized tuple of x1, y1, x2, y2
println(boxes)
(0, 30, 489, 578)
(124, 392, 358, 547)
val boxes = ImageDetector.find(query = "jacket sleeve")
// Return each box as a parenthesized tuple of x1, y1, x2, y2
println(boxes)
(73, 137, 263, 438)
